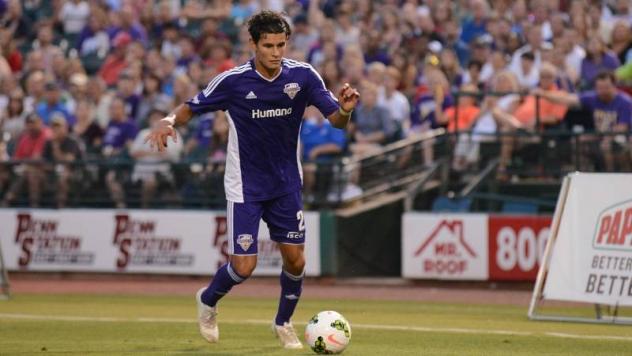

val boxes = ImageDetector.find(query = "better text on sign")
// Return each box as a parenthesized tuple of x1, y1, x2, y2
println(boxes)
(543, 173, 632, 306)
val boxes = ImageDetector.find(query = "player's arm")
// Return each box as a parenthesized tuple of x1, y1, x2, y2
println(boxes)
(327, 83, 360, 129)
(144, 104, 193, 152)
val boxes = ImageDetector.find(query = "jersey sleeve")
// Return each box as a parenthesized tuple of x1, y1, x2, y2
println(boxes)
(305, 66, 339, 118)
(186, 73, 232, 114)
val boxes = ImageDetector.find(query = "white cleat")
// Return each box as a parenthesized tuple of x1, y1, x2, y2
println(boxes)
(272, 321, 304, 349)
(196, 287, 219, 343)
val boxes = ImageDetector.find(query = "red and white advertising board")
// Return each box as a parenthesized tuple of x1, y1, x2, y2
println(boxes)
(402, 214, 489, 280)
(488, 216, 551, 281)
(0, 209, 320, 276)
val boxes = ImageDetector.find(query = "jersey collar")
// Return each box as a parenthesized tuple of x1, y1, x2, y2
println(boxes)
(250, 58, 284, 82)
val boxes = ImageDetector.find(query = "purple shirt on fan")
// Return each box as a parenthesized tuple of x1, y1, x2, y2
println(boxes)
(411, 93, 454, 129)
(580, 53, 621, 87)
(186, 58, 340, 202)
(580, 91, 632, 132)
(103, 120, 139, 149)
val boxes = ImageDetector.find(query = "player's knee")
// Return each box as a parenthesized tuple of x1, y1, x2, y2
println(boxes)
(284, 255, 305, 275)
(230, 256, 257, 279)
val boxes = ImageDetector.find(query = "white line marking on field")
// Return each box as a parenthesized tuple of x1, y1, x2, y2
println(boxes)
(0, 313, 630, 342)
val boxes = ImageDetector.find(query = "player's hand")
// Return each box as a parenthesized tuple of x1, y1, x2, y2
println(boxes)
(144, 119, 177, 152)
(337, 83, 360, 112)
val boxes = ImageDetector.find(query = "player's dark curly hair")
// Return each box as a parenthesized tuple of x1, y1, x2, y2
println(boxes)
(247, 10, 291, 44)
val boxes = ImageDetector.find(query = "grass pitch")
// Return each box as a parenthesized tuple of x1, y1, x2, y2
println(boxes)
(1, 294, 631, 355)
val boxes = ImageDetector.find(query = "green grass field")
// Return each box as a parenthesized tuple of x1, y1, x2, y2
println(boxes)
(1, 294, 631, 355)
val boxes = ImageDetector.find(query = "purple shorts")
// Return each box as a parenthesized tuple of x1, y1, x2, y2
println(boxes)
(227, 191, 306, 255)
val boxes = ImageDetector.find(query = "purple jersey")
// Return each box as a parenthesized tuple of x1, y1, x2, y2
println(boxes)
(186, 58, 339, 202)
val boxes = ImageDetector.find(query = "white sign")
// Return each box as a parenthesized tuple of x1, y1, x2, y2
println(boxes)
(0, 209, 320, 276)
(402, 213, 489, 280)
(543, 173, 632, 306)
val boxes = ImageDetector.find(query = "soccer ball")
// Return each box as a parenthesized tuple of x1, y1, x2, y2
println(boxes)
(305, 311, 351, 354)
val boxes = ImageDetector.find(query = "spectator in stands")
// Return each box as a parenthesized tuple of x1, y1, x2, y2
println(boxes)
(42, 115, 83, 208)
(460, 0, 489, 45)
(439, 48, 463, 90)
(378, 66, 410, 138)
(102, 96, 138, 208)
(184, 113, 214, 160)
(300, 105, 346, 201)
(72, 100, 103, 158)
(411, 66, 454, 134)
(610, 20, 632, 65)
(58, 0, 90, 47)
(0, 89, 27, 143)
(534, 71, 632, 171)
(351, 81, 397, 155)
(510, 25, 544, 76)
(290, 13, 317, 58)
(23, 70, 45, 114)
(462, 59, 484, 91)
(108, 3, 148, 45)
(515, 51, 540, 90)
(33, 22, 63, 74)
(498, 63, 569, 176)
(86, 76, 112, 128)
(208, 112, 229, 170)
(160, 22, 181, 60)
(66, 72, 89, 114)
(1, 0, 33, 45)
(76, 6, 110, 74)
(98, 31, 132, 87)
(176, 35, 200, 73)
(136, 73, 168, 126)
(2, 113, 51, 207)
(0, 28, 22, 73)
(515, 63, 569, 131)
(367, 62, 386, 87)
(481, 50, 509, 88)
(36, 81, 74, 127)
(116, 71, 141, 121)
(454, 71, 520, 171)
(130, 103, 182, 208)
(580, 37, 620, 89)
(439, 83, 480, 133)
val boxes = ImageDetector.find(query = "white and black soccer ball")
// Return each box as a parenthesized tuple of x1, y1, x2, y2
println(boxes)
(305, 311, 351, 354)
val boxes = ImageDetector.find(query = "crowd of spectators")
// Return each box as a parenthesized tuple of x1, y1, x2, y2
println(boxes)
(1, 0, 632, 207)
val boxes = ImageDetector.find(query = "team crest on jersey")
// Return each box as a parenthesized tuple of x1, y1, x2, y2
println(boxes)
(283, 83, 301, 99)
(237, 234, 254, 251)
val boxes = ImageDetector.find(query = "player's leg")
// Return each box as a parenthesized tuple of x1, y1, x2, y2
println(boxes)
(196, 200, 262, 343)
(262, 191, 305, 349)
(277, 243, 305, 324)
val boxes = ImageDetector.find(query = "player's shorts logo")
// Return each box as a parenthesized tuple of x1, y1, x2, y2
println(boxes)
(287, 231, 304, 239)
(237, 234, 254, 251)
(283, 83, 301, 99)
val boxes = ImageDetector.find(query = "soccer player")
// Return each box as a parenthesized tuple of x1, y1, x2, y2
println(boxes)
(144, 11, 359, 349)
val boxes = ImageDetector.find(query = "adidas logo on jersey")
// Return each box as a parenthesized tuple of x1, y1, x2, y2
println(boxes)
(245, 91, 257, 99)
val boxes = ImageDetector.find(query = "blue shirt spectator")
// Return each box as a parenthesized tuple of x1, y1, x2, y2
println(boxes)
(36, 82, 74, 126)
(301, 114, 346, 163)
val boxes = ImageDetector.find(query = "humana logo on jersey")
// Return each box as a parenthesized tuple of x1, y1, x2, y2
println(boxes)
(251, 107, 292, 119)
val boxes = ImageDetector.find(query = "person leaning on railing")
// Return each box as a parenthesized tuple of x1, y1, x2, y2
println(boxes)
(497, 63, 569, 178)
(532, 70, 632, 171)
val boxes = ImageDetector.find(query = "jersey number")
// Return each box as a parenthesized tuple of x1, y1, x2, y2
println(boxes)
(297, 210, 305, 231)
